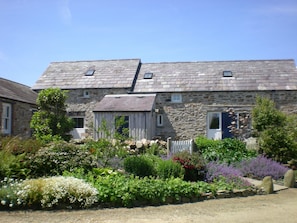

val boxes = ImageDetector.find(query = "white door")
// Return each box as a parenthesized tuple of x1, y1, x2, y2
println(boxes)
(70, 117, 86, 139)
(207, 112, 222, 140)
(2, 103, 12, 135)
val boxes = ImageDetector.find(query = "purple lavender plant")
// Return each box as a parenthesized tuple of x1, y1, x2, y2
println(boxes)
(236, 155, 289, 180)
(205, 161, 252, 188)
(206, 161, 243, 182)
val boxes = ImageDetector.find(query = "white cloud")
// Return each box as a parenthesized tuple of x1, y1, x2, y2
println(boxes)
(267, 6, 297, 15)
(58, 0, 72, 25)
(254, 2, 297, 16)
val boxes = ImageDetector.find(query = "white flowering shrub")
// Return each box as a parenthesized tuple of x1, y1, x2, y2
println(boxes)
(0, 178, 22, 209)
(16, 176, 98, 209)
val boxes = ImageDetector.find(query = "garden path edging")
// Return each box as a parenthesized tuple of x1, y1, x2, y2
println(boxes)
(244, 177, 288, 192)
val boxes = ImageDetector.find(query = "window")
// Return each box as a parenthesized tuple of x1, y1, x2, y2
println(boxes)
(115, 116, 129, 137)
(144, 72, 153, 79)
(209, 113, 220, 129)
(31, 108, 38, 114)
(222, 71, 233, 77)
(85, 68, 95, 76)
(73, 117, 84, 128)
(83, 90, 90, 98)
(171, 93, 182, 103)
(157, 114, 163, 127)
(2, 103, 12, 134)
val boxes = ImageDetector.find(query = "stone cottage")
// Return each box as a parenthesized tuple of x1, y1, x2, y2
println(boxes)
(0, 78, 37, 138)
(33, 59, 297, 140)
(32, 59, 141, 139)
(133, 59, 297, 140)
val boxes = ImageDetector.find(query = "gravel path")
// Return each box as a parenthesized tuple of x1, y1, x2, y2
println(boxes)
(0, 188, 296, 223)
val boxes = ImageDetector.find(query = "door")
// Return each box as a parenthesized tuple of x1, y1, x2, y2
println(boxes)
(207, 112, 222, 140)
(222, 112, 233, 139)
(207, 112, 233, 140)
(2, 103, 12, 135)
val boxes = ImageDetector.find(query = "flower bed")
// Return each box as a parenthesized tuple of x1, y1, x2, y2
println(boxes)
(0, 171, 262, 210)
(0, 137, 289, 211)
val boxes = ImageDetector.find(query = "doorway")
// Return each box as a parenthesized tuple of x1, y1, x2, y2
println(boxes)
(207, 112, 233, 139)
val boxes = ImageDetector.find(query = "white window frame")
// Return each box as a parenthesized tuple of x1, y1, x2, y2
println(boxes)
(171, 93, 182, 103)
(157, 114, 164, 127)
(2, 103, 12, 135)
(83, 90, 90, 98)
(72, 117, 85, 128)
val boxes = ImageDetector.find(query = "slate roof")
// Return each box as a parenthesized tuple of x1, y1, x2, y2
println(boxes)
(0, 78, 37, 104)
(133, 59, 297, 92)
(32, 59, 141, 90)
(93, 94, 156, 112)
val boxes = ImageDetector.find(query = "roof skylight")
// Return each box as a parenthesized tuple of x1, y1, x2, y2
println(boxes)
(144, 72, 153, 79)
(85, 68, 95, 76)
(222, 71, 233, 77)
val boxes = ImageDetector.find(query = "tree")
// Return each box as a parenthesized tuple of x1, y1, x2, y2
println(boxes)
(252, 96, 286, 133)
(252, 96, 297, 163)
(30, 88, 74, 142)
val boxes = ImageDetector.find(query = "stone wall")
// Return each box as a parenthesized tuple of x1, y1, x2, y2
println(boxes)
(66, 88, 128, 136)
(155, 90, 297, 140)
(13, 101, 36, 138)
(65, 89, 297, 140)
(0, 100, 36, 138)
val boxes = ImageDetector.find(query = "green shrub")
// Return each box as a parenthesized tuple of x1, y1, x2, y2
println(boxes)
(252, 96, 297, 163)
(144, 142, 167, 156)
(0, 137, 42, 155)
(252, 96, 286, 133)
(91, 167, 121, 177)
(83, 138, 128, 168)
(0, 137, 42, 179)
(0, 151, 29, 179)
(123, 155, 156, 177)
(195, 136, 221, 151)
(195, 136, 257, 164)
(259, 127, 297, 163)
(156, 160, 184, 179)
(28, 141, 97, 178)
(220, 138, 246, 151)
(63, 168, 121, 183)
(30, 88, 74, 143)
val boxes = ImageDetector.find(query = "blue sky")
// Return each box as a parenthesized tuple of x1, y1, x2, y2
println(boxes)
(1, 0, 297, 87)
